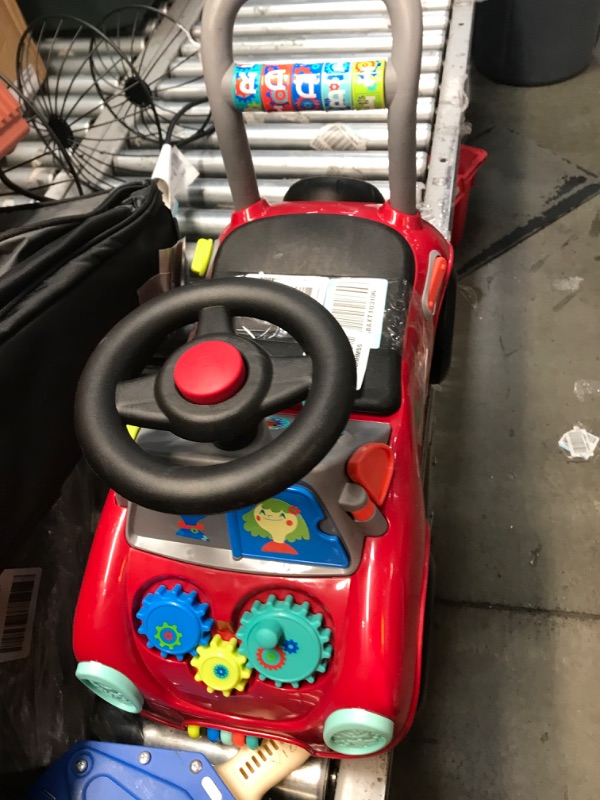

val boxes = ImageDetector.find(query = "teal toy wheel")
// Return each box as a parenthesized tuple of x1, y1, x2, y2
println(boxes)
(76, 661, 143, 713)
(323, 709, 394, 756)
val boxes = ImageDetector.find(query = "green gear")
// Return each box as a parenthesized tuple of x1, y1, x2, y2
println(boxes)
(154, 621, 183, 650)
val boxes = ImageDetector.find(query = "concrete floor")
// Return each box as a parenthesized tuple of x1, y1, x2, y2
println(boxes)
(392, 50, 600, 800)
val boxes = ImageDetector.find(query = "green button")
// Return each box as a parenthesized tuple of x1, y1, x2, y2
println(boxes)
(191, 238, 214, 277)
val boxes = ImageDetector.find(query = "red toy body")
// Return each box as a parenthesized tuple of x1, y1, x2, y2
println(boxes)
(74, 197, 452, 756)
(73, 0, 456, 761)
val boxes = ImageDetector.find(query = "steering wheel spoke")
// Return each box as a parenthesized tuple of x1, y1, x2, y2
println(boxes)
(116, 374, 170, 429)
(195, 304, 234, 337)
(260, 355, 312, 415)
(76, 278, 356, 513)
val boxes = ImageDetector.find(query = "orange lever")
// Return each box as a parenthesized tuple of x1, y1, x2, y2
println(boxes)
(427, 256, 448, 313)
(347, 443, 394, 507)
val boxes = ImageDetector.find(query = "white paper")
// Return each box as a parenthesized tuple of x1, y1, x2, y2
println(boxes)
(152, 144, 199, 208)
(558, 425, 599, 461)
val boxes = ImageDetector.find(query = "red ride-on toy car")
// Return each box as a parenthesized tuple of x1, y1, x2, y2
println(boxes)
(73, 0, 454, 759)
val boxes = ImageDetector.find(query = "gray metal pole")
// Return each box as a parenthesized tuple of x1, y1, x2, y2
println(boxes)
(184, 29, 444, 57)
(201, 0, 425, 212)
(237, 0, 448, 11)
(151, 93, 436, 122)
(114, 148, 428, 180)
(194, 9, 448, 36)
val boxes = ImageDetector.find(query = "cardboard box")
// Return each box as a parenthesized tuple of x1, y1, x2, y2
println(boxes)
(0, 0, 45, 87)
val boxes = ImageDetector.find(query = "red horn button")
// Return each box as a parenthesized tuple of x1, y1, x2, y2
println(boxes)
(173, 341, 247, 404)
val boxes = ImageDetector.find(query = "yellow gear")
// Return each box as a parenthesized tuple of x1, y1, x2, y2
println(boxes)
(191, 634, 252, 697)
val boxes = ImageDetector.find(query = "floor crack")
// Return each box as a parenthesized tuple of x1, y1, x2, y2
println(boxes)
(436, 597, 600, 622)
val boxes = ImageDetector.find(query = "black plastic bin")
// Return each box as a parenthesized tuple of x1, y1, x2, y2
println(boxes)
(473, 0, 600, 86)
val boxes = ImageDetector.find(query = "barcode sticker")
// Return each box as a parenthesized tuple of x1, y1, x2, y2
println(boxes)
(247, 273, 329, 306)
(239, 274, 329, 340)
(244, 274, 388, 389)
(325, 278, 388, 348)
(0, 568, 41, 663)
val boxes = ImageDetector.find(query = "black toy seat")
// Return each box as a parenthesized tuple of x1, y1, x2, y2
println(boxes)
(283, 176, 385, 204)
(212, 212, 415, 415)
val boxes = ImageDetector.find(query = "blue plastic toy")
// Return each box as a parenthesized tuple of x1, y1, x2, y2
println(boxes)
(29, 741, 235, 800)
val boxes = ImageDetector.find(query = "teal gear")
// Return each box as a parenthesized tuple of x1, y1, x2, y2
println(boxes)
(136, 584, 213, 660)
(236, 594, 332, 688)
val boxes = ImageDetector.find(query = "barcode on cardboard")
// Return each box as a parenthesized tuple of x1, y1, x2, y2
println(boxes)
(0, 569, 41, 663)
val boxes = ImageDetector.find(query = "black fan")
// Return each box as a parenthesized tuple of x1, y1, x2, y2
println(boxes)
(0, 9, 212, 201)
(0, 16, 143, 199)
(91, 4, 213, 147)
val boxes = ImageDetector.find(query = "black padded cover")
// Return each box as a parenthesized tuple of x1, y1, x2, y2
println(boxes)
(284, 176, 385, 203)
(0, 181, 178, 562)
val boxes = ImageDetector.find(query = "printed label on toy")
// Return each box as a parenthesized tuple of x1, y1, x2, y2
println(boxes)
(0, 568, 41, 662)
(232, 60, 386, 112)
(176, 515, 210, 541)
(261, 63, 294, 111)
(227, 486, 349, 568)
(242, 274, 388, 389)
(351, 60, 386, 109)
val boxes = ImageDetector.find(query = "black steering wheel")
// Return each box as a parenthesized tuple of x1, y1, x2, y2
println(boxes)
(75, 278, 356, 514)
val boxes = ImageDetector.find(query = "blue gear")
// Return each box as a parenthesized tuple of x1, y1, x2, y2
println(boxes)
(136, 584, 213, 660)
(237, 595, 332, 688)
(214, 664, 230, 679)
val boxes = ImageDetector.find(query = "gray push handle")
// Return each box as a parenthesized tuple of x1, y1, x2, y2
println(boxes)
(201, 0, 423, 214)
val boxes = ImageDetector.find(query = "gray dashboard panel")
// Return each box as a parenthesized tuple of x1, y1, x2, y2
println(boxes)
(127, 417, 390, 577)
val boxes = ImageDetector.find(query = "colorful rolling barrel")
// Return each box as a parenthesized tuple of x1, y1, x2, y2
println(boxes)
(232, 60, 386, 112)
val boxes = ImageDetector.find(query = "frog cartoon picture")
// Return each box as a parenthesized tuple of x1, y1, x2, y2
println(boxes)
(242, 498, 310, 555)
